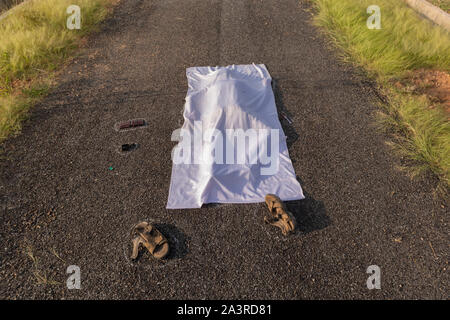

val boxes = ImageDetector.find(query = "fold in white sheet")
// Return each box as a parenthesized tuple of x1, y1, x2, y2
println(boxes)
(167, 64, 304, 209)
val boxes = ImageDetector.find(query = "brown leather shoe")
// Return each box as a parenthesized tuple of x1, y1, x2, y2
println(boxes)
(264, 194, 297, 235)
(131, 222, 169, 260)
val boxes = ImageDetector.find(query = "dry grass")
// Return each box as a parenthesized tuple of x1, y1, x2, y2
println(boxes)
(24, 243, 61, 285)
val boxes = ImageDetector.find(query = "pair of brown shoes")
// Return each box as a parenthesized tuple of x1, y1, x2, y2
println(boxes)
(131, 194, 296, 261)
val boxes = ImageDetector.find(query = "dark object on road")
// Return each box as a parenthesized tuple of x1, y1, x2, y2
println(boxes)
(121, 143, 138, 152)
(118, 119, 146, 130)
(131, 222, 170, 260)
(264, 194, 297, 235)
(280, 111, 293, 124)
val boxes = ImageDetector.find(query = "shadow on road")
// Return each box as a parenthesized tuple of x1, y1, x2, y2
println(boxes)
(153, 223, 189, 260)
(272, 77, 299, 149)
(286, 192, 330, 234)
(285, 176, 331, 234)
(272, 78, 331, 234)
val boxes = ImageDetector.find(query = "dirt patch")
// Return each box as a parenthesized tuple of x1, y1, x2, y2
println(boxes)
(395, 69, 450, 115)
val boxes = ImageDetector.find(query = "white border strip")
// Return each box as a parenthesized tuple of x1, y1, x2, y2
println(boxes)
(404, 0, 450, 31)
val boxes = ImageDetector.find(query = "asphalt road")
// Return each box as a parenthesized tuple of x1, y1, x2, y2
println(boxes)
(0, 0, 448, 299)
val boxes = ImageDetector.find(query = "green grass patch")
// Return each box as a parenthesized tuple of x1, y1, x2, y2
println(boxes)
(310, 0, 450, 189)
(428, 0, 450, 13)
(0, 0, 113, 141)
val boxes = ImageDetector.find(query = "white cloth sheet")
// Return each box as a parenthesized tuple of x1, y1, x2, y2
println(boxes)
(167, 64, 304, 209)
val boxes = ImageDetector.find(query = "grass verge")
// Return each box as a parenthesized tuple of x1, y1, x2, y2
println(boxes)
(0, 0, 114, 142)
(428, 0, 450, 13)
(310, 0, 450, 192)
